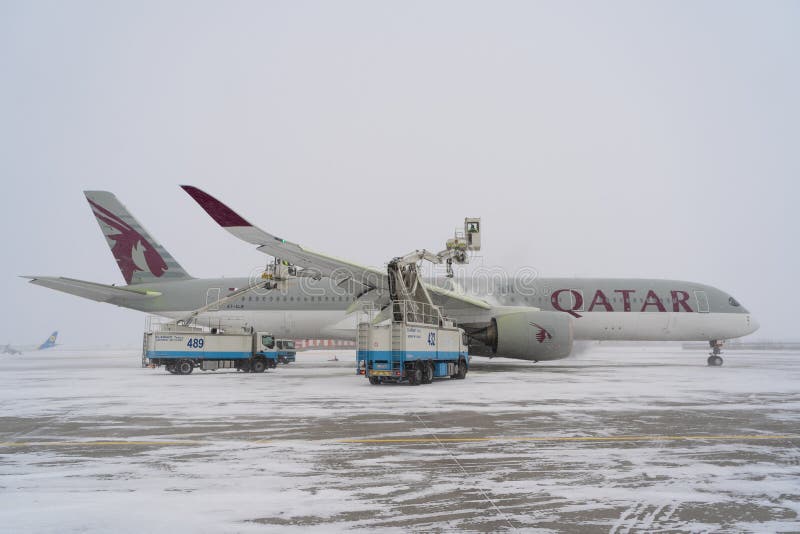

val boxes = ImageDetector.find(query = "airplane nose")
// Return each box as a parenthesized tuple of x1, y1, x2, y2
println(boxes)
(747, 315, 760, 334)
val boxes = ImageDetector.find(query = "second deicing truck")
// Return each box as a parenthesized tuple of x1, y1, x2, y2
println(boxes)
(144, 326, 279, 375)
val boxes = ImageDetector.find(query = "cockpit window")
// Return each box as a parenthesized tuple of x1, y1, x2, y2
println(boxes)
(729, 297, 740, 307)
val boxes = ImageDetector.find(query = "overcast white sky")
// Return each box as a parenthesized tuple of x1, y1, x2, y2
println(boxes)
(1, 1, 797, 346)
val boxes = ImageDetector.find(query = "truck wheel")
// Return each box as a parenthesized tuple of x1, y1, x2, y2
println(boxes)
(177, 360, 193, 375)
(368, 376, 381, 385)
(454, 358, 468, 379)
(166, 363, 176, 374)
(422, 362, 434, 384)
(251, 359, 267, 373)
(407, 364, 422, 386)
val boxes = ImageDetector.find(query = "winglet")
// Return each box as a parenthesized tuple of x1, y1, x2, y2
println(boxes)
(181, 186, 252, 227)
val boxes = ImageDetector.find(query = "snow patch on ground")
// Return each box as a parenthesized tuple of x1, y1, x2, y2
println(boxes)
(1, 348, 799, 531)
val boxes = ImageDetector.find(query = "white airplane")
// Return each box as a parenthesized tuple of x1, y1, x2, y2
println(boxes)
(25, 188, 758, 366)
(2, 331, 59, 355)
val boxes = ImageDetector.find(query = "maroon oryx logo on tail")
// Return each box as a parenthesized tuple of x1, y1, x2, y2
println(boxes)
(88, 199, 168, 284)
(529, 322, 552, 343)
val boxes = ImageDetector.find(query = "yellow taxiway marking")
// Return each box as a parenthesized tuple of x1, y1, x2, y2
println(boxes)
(338, 434, 797, 444)
(0, 435, 795, 448)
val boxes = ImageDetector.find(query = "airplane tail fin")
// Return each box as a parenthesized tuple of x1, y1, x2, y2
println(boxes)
(84, 191, 192, 285)
(38, 331, 58, 350)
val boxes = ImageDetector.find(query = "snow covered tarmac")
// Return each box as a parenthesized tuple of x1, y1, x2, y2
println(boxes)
(1, 347, 799, 532)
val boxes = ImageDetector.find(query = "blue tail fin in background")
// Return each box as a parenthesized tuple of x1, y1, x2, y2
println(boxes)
(38, 331, 58, 350)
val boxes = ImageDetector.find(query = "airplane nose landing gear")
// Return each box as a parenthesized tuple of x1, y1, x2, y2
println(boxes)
(708, 340, 724, 366)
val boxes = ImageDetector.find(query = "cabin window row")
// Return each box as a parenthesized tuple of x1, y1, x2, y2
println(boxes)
(240, 295, 355, 302)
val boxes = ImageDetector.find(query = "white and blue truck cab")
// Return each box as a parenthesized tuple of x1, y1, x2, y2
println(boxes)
(276, 339, 296, 364)
(144, 326, 279, 375)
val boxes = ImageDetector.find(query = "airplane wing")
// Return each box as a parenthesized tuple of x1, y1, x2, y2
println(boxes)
(181, 186, 492, 311)
(181, 186, 389, 292)
(23, 276, 162, 303)
(426, 284, 491, 310)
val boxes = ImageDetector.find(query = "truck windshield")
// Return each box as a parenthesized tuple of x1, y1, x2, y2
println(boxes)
(261, 335, 275, 349)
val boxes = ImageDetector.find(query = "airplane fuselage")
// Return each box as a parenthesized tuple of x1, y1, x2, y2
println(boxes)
(114, 276, 758, 358)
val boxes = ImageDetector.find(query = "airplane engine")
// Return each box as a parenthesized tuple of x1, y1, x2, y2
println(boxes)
(469, 311, 573, 361)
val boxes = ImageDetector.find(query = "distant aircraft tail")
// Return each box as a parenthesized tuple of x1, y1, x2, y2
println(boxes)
(38, 331, 58, 350)
(84, 191, 192, 285)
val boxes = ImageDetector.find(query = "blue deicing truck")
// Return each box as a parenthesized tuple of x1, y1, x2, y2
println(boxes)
(143, 327, 279, 375)
(357, 301, 469, 385)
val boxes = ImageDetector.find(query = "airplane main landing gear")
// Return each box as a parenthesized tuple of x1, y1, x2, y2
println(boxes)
(708, 340, 724, 367)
